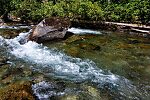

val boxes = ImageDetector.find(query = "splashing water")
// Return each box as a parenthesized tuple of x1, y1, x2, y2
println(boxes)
(68, 28, 102, 34)
(0, 25, 31, 30)
(0, 30, 142, 99)
(32, 81, 66, 100)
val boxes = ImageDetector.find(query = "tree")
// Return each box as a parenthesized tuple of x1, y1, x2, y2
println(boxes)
(0, 0, 13, 22)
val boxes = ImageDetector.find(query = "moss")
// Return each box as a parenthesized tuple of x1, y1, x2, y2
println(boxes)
(0, 81, 35, 100)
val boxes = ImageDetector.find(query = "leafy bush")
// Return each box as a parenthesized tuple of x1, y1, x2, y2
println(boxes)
(11, 0, 41, 22)
(0, 0, 149, 24)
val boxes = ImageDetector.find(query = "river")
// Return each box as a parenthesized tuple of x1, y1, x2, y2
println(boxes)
(0, 25, 149, 100)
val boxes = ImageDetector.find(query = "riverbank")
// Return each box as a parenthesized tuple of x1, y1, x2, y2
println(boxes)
(72, 20, 150, 35)
(1, 19, 150, 35)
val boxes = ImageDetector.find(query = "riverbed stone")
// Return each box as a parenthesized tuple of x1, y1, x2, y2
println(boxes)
(0, 81, 35, 100)
(0, 56, 8, 66)
(29, 17, 71, 43)
(66, 47, 80, 57)
(61, 95, 79, 100)
(65, 35, 96, 43)
(79, 43, 101, 51)
(0, 65, 9, 80)
(33, 74, 45, 83)
(81, 85, 102, 100)
(0, 30, 20, 39)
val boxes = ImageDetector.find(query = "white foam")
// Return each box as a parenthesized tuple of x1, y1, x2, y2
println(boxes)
(3, 30, 119, 83)
(32, 81, 65, 100)
(0, 26, 17, 29)
(0, 25, 31, 30)
(68, 28, 102, 34)
(0, 36, 4, 45)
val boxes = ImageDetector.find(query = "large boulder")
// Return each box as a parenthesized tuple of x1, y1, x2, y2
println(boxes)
(29, 17, 71, 43)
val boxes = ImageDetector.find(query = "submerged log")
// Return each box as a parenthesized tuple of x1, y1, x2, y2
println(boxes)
(29, 17, 71, 43)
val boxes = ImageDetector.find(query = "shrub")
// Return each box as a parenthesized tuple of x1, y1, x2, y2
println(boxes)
(1, 0, 149, 24)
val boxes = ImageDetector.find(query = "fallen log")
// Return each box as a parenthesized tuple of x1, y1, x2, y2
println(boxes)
(131, 28, 150, 34)
(105, 22, 150, 30)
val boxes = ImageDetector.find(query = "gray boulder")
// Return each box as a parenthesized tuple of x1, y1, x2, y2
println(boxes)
(29, 17, 71, 43)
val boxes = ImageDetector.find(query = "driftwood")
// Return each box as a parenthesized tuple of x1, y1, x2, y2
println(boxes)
(71, 20, 150, 34)
(105, 22, 150, 31)
(131, 28, 150, 34)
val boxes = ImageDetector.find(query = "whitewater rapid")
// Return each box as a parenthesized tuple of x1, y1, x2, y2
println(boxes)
(0, 28, 141, 99)
(68, 28, 102, 34)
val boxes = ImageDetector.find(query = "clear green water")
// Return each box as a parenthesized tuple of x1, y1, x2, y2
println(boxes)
(0, 27, 150, 100)
(44, 31, 150, 99)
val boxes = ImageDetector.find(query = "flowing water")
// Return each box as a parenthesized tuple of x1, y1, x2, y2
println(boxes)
(0, 26, 150, 100)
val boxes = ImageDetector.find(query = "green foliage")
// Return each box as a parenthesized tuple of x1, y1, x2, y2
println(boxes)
(102, 0, 150, 24)
(0, 0, 11, 14)
(0, 0, 150, 24)
(77, 1, 103, 20)
(10, 0, 41, 22)
(30, 2, 53, 21)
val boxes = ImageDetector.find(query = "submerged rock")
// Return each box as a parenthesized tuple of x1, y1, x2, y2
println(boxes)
(0, 64, 33, 86)
(61, 95, 79, 100)
(79, 43, 101, 51)
(0, 56, 8, 66)
(0, 28, 30, 39)
(0, 81, 35, 100)
(66, 47, 80, 57)
(32, 81, 66, 100)
(29, 17, 71, 43)
(0, 65, 10, 81)
(79, 85, 102, 100)
(0, 30, 18, 39)
(63, 34, 102, 58)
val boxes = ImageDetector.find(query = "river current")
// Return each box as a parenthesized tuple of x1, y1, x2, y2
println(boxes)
(0, 26, 149, 100)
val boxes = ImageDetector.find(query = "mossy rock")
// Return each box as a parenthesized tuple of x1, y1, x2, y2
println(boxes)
(65, 47, 80, 57)
(65, 35, 96, 44)
(138, 44, 150, 49)
(60, 95, 79, 100)
(0, 65, 33, 85)
(127, 37, 150, 44)
(0, 56, 8, 66)
(79, 85, 102, 100)
(116, 43, 134, 49)
(78, 43, 101, 51)
(0, 81, 35, 100)
(0, 30, 19, 39)
(0, 28, 29, 39)
(0, 64, 10, 81)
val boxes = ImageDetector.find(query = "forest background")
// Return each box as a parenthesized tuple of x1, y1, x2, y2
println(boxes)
(0, 0, 150, 24)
